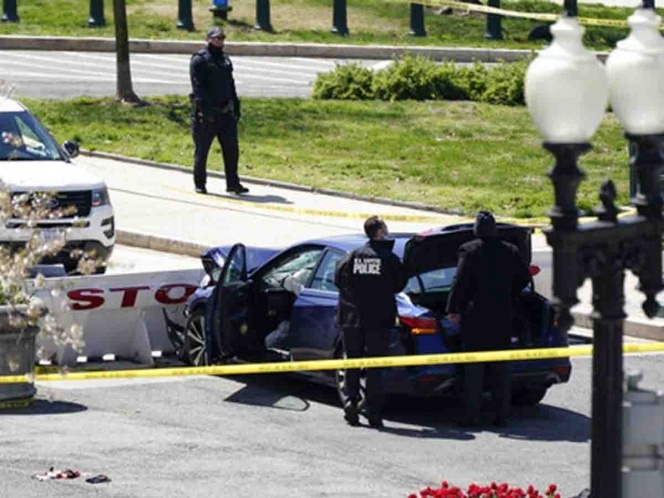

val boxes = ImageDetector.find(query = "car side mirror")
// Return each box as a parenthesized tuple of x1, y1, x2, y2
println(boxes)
(62, 140, 80, 158)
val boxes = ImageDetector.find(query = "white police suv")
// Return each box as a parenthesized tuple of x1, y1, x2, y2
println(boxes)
(0, 97, 115, 273)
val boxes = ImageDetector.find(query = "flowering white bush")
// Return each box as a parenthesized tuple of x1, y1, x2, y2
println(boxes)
(0, 80, 95, 365)
(0, 181, 90, 357)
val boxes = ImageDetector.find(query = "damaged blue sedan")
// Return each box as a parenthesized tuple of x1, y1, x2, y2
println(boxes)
(179, 223, 572, 406)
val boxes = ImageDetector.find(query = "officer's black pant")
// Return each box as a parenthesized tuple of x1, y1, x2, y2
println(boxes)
(463, 361, 511, 423)
(192, 112, 239, 190)
(341, 325, 389, 418)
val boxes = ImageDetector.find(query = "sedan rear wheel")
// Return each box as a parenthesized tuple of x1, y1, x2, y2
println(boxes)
(183, 308, 208, 367)
(511, 385, 548, 407)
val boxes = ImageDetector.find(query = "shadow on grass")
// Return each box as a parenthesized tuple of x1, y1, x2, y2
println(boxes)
(226, 19, 259, 31)
(1, 398, 87, 416)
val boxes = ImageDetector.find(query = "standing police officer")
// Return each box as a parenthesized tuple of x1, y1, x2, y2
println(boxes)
(334, 216, 407, 428)
(190, 27, 248, 195)
(446, 211, 531, 427)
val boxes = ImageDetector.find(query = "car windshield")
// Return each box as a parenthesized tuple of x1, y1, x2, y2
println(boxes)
(405, 267, 457, 295)
(0, 111, 62, 161)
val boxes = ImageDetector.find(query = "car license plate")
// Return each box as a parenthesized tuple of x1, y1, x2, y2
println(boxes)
(39, 228, 64, 244)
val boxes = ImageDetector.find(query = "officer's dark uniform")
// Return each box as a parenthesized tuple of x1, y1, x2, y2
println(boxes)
(334, 235, 407, 427)
(446, 211, 531, 426)
(189, 30, 244, 194)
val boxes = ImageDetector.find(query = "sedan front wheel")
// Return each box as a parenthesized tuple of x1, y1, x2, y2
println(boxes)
(183, 308, 208, 367)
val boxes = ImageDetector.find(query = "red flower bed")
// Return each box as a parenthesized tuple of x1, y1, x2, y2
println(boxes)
(409, 481, 561, 498)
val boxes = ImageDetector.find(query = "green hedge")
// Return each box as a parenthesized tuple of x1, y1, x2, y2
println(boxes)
(312, 55, 531, 106)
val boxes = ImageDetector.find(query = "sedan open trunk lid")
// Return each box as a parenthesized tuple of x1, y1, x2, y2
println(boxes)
(403, 223, 533, 277)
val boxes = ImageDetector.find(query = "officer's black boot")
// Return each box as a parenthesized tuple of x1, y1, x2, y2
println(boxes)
(343, 400, 359, 426)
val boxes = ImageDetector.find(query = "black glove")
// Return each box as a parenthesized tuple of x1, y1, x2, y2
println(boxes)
(234, 98, 241, 122)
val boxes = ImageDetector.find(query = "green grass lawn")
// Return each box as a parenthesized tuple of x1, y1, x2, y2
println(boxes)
(25, 96, 631, 219)
(0, 0, 647, 51)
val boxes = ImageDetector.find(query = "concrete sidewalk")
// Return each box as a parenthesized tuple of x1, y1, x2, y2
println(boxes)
(74, 152, 664, 342)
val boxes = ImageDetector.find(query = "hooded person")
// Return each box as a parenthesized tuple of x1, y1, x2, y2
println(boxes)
(446, 210, 531, 427)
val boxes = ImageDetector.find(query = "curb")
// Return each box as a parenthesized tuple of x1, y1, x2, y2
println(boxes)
(0, 35, 544, 62)
(116, 230, 208, 258)
(572, 309, 664, 343)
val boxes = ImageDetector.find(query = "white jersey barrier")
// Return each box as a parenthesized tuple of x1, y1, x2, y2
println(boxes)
(31, 269, 204, 367)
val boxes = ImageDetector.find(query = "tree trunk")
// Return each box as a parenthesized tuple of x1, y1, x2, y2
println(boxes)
(113, 0, 145, 105)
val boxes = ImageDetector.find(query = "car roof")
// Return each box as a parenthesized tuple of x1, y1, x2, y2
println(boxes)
(0, 98, 26, 113)
(299, 233, 414, 258)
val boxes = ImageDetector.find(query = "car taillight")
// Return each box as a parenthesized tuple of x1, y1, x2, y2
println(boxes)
(399, 316, 438, 335)
(529, 264, 541, 276)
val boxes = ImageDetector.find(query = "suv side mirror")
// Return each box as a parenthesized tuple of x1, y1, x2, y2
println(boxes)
(62, 140, 80, 158)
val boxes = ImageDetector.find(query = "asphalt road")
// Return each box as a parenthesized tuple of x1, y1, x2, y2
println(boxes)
(0, 50, 379, 99)
(4, 240, 662, 497)
(0, 347, 660, 498)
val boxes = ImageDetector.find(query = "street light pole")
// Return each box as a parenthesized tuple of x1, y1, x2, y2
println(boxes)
(525, 2, 664, 497)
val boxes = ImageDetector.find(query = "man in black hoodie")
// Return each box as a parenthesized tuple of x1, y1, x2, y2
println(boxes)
(189, 27, 248, 196)
(334, 216, 407, 428)
(447, 211, 531, 427)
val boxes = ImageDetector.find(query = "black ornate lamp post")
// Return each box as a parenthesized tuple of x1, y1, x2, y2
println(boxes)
(525, 1, 664, 497)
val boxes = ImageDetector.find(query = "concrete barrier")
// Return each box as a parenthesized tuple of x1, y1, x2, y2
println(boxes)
(30, 269, 203, 366)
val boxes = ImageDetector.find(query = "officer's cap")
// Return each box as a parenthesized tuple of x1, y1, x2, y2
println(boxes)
(207, 27, 226, 39)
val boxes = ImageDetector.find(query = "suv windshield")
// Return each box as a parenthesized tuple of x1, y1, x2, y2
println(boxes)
(0, 111, 62, 161)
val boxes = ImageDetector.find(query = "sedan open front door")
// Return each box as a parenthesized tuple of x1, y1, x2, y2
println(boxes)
(208, 243, 260, 359)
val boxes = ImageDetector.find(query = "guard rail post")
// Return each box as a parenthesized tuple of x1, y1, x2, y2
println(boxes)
(177, 0, 195, 31)
(255, 0, 273, 32)
(1, 0, 19, 23)
(622, 371, 664, 497)
(210, 0, 233, 20)
(484, 0, 503, 40)
(88, 0, 106, 27)
(409, 3, 427, 37)
(331, 0, 349, 36)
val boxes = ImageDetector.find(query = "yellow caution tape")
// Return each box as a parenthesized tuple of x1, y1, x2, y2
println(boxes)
(0, 397, 34, 409)
(1, 342, 663, 385)
(174, 185, 449, 223)
(393, 0, 633, 29)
